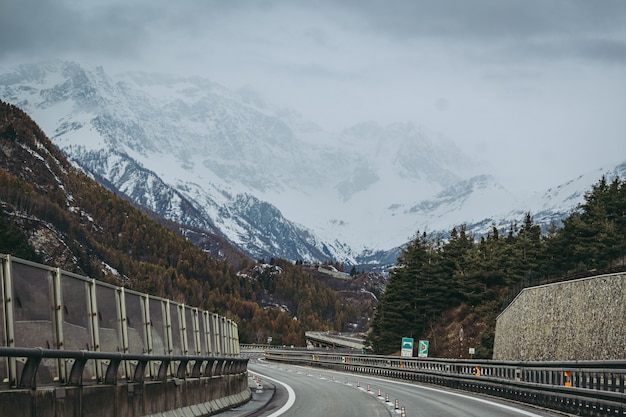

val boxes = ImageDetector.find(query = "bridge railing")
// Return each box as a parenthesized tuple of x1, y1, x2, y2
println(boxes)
(266, 350, 626, 416)
(0, 254, 240, 388)
(239, 344, 299, 351)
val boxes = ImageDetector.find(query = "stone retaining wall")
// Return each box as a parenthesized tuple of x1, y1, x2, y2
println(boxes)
(493, 273, 626, 361)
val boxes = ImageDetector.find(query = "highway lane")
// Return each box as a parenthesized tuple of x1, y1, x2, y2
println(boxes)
(246, 358, 565, 417)
(247, 360, 391, 417)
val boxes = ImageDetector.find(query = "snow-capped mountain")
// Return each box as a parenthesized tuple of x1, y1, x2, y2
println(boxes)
(1, 61, 621, 266)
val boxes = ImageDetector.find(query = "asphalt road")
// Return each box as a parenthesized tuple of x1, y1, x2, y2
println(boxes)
(227, 357, 566, 417)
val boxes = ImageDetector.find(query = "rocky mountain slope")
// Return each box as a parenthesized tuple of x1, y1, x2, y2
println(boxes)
(0, 99, 385, 344)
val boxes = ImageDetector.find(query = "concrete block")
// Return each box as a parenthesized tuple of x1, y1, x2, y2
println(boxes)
(189, 404, 202, 416)
(0, 389, 37, 417)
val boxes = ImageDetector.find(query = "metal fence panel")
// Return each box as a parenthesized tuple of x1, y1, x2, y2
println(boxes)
(124, 291, 147, 355)
(184, 306, 197, 355)
(0, 257, 8, 386)
(169, 302, 183, 356)
(11, 262, 56, 349)
(94, 284, 121, 353)
(199, 311, 209, 356)
(220, 317, 227, 355)
(60, 272, 98, 383)
(210, 313, 221, 356)
(10, 261, 58, 385)
(60, 273, 92, 351)
(207, 313, 216, 356)
(148, 297, 168, 355)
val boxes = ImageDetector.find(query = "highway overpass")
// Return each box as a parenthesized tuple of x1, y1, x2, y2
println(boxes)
(305, 331, 366, 351)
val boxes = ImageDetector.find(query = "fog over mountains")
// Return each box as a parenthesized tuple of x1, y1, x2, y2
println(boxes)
(2, 61, 623, 266)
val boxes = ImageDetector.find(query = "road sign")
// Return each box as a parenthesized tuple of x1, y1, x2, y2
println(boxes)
(418, 340, 429, 358)
(401, 337, 413, 357)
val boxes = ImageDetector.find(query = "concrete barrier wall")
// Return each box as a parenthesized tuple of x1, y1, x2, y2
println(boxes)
(493, 272, 626, 361)
(1, 373, 250, 417)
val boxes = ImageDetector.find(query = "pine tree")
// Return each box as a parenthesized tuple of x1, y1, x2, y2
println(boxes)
(367, 232, 440, 353)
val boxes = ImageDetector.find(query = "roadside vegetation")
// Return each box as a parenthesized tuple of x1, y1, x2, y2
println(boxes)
(368, 176, 626, 357)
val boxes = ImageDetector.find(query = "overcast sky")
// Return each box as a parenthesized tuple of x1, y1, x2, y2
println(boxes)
(2, 0, 626, 192)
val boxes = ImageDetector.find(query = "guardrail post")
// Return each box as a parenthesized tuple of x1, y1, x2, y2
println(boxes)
(53, 268, 66, 383)
(88, 279, 102, 381)
(204, 358, 215, 377)
(163, 300, 174, 377)
(116, 288, 131, 380)
(191, 359, 204, 378)
(18, 354, 42, 389)
(233, 322, 241, 357)
(176, 359, 189, 379)
(179, 304, 188, 355)
(132, 358, 148, 383)
(220, 317, 226, 356)
(141, 294, 153, 355)
(104, 354, 122, 384)
(202, 311, 212, 357)
(68, 351, 87, 386)
(213, 314, 221, 356)
(192, 308, 201, 356)
(1, 255, 17, 386)
(140, 293, 156, 379)
(157, 358, 171, 381)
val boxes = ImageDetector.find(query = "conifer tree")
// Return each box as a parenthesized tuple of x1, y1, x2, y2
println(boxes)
(367, 232, 437, 353)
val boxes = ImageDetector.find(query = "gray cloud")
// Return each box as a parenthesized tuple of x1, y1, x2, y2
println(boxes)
(3, 1, 625, 66)
(1, 0, 626, 192)
(332, 0, 626, 38)
(328, 0, 626, 68)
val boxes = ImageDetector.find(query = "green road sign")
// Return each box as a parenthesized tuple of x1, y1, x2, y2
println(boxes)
(418, 340, 429, 358)
(401, 337, 413, 357)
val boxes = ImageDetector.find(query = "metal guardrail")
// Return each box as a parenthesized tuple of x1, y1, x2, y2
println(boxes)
(240, 344, 359, 355)
(0, 347, 248, 389)
(266, 350, 626, 416)
(240, 344, 290, 351)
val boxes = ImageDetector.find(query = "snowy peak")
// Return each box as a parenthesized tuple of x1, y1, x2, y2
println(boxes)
(338, 121, 471, 188)
(1, 61, 618, 267)
(409, 175, 513, 215)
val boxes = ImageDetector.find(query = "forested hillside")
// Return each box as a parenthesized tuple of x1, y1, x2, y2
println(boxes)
(368, 176, 626, 357)
(0, 100, 355, 345)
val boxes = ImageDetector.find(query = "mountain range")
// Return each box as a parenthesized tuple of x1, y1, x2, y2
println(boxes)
(2, 61, 624, 267)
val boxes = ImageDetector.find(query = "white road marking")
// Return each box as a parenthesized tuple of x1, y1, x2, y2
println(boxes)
(250, 371, 297, 417)
(286, 365, 547, 417)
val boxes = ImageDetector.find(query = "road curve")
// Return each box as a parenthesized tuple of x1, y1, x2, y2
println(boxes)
(247, 360, 390, 417)
(245, 359, 564, 417)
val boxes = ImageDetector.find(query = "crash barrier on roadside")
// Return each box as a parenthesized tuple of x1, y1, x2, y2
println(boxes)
(0, 347, 249, 417)
(0, 254, 249, 416)
(266, 350, 626, 416)
(240, 344, 292, 351)
(240, 344, 358, 355)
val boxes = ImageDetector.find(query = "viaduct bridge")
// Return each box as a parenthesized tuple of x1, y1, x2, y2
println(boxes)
(0, 254, 249, 417)
(304, 331, 366, 351)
